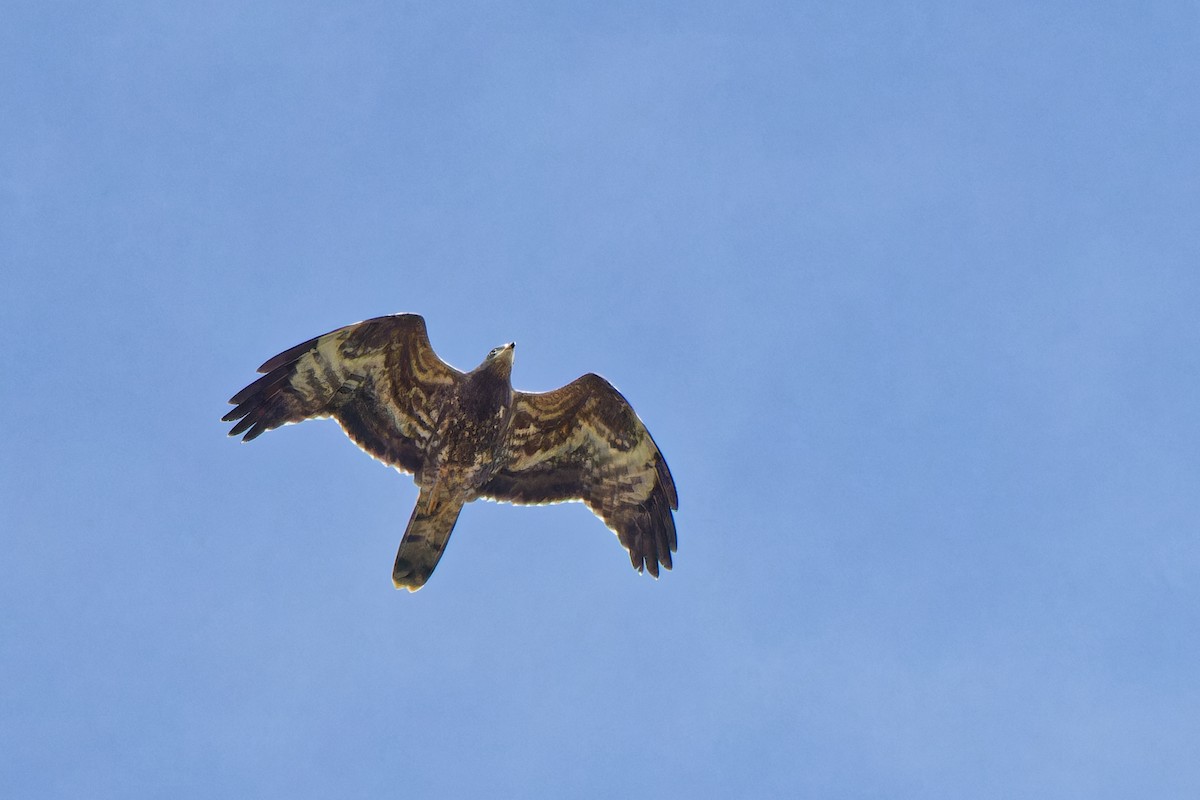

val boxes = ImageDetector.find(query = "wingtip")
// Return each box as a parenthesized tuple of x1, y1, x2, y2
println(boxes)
(241, 422, 270, 442)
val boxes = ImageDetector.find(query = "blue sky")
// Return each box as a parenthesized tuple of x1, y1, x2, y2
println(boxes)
(3, 2, 1198, 797)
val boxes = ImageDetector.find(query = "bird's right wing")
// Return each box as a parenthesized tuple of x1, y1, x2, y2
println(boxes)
(479, 373, 678, 577)
(223, 314, 460, 474)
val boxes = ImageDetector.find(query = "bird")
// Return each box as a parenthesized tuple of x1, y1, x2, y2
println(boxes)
(223, 314, 678, 591)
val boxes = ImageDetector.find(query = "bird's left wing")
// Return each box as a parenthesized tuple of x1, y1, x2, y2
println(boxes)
(223, 314, 460, 473)
(479, 373, 678, 577)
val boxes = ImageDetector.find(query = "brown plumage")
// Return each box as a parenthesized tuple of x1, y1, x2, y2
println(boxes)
(223, 314, 678, 591)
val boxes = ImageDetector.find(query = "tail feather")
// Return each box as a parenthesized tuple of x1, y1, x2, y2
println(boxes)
(392, 488, 465, 592)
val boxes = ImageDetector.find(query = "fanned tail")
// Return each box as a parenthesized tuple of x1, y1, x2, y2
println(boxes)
(392, 488, 465, 592)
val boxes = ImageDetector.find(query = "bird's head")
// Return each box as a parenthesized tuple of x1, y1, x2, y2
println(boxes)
(480, 342, 515, 378)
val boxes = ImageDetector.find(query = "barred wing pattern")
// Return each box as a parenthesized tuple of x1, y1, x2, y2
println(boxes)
(479, 374, 678, 576)
(223, 315, 460, 473)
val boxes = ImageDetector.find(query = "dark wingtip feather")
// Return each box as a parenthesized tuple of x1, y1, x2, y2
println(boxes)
(642, 515, 661, 578)
(660, 490, 678, 554)
(222, 397, 257, 423)
(657, 501, 675, 569)
(242, 419, 272, 441)
(228, 414, 256, 438)
(647, 490, 675, 576)
(229, 369, 290, 406)
(257, 336, 321, 374)
(656, 454, 678, 510)
(225, 362, 299, 439)
(616, 487, 677, 579)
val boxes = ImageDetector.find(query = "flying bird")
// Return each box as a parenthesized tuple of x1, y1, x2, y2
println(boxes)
(223, 314, 678, 591)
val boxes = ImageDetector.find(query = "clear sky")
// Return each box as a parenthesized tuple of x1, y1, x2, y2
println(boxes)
(3, 2, 1198, 797)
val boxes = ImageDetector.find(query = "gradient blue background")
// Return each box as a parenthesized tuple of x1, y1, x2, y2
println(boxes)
(3, 2, 1198, 797)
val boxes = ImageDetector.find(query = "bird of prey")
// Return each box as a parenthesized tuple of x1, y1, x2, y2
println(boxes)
(223, 314, 678, 591)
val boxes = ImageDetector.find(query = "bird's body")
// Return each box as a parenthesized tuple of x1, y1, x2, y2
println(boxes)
(224, 314, 677, 590)
(418, 348, 515, 505)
